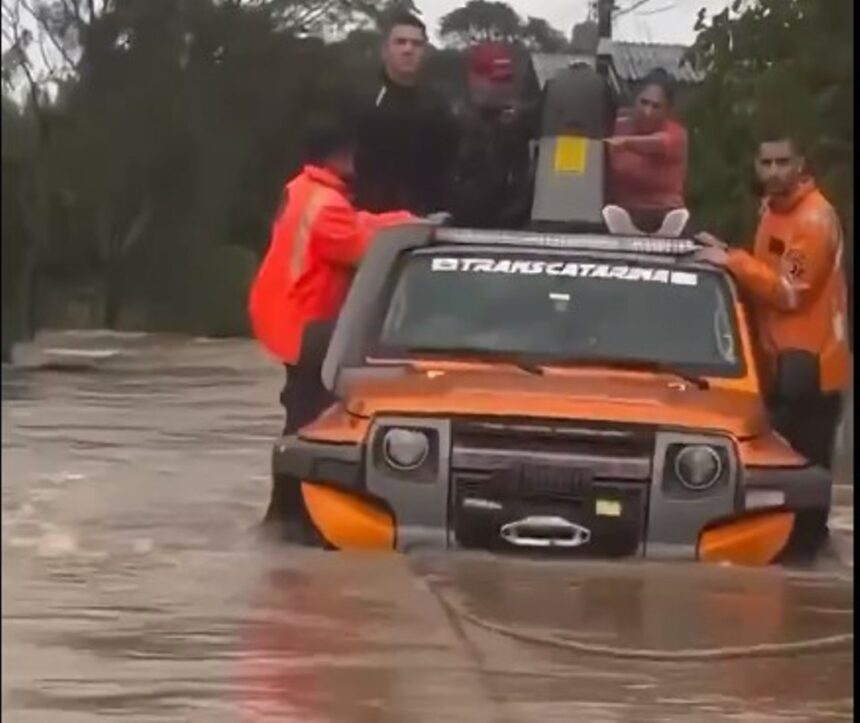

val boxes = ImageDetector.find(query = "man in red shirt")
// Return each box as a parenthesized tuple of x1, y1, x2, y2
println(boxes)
(605, 68, 688, 233)
(248, 117, 414, 531)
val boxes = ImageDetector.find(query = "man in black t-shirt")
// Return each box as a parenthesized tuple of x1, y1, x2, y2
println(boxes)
(354, 12, 458, 215)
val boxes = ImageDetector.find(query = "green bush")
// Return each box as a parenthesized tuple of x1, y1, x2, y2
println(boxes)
(185, 244, 257, 337)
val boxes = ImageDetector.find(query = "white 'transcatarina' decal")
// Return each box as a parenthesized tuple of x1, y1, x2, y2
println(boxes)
(430, 257, 699, 286)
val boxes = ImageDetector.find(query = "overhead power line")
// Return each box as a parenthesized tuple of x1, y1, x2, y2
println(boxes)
(636, 3, 679, 16)
(613, 0, 660, 18)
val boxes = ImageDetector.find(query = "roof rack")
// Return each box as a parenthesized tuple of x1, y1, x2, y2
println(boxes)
(432, 228, 700, 256)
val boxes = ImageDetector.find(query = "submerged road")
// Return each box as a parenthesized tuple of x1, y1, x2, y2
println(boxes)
(2, 331, 853, 722)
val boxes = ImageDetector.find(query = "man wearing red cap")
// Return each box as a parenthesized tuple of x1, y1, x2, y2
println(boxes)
(450, 42, 536, 229)
(468, 42, 517, 105)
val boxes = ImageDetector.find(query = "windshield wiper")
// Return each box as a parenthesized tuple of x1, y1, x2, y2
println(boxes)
(380, 348, 708, 387)
(392, 347, 545, 376)
(527, 356, 710, 390)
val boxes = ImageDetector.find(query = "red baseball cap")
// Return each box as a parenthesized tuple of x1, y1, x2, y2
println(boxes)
(468, 42, 515, 83)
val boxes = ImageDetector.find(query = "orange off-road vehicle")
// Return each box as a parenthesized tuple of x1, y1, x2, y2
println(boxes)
(270, 220, 832, 565)
(269, 63, 833, 564)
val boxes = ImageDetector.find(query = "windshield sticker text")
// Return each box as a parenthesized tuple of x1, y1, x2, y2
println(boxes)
(430, 258, 698, 286)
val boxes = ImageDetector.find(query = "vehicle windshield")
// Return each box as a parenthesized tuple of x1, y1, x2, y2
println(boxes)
(377, 250, 743, 377)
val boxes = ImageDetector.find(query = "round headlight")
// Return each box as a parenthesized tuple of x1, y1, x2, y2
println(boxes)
(383, 429, 430, 471)
(674, 445, 722, 490)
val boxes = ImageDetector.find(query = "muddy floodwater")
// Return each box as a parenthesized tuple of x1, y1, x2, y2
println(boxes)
(2, 332, 853, 722)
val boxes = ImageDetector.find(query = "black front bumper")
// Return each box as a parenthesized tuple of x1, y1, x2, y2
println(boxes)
(743, 466, 832, 511)
(452, 470, 647, 556)
(272, 435, 363, 490)
(271, 431, 834, 555)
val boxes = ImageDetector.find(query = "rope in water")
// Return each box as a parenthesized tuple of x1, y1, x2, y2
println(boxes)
(421, 576, 854, 662)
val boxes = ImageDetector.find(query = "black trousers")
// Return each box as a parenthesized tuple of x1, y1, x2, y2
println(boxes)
(279, 319, 337, 435)
(769, 393, 843, 471)
(267, 362, 331, 529)
(279, 362, 334, 436)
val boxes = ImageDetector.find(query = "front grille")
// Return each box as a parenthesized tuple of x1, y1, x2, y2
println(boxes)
(450, 418, 654, 557)
(452, 418, 655, 460)
(457, 467, 593, 504)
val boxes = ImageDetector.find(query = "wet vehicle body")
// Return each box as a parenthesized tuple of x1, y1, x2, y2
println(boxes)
(270, 61, 835, 565)
(271, 224, 833, 564)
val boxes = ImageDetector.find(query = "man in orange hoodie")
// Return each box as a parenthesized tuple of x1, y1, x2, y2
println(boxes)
(696, 132, 850, 471)
(249, 117, 414, 529)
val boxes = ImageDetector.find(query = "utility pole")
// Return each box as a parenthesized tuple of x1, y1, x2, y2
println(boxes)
(595, 0, 614, 78)
(596, 0, 614, 40)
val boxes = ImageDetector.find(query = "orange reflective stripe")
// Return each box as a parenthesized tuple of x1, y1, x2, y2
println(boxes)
(778, 276, 801, 310)
(830, 208, 845, 270)
(289, 187, 339, 279)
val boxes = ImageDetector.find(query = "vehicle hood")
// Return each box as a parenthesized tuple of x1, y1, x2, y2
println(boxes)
(343, 368, 767, 438)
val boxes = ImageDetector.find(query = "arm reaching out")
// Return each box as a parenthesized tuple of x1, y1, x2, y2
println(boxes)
(312, 199, 414, 267)
(726, 209, 841, 312)
(606, 123, 686, 161)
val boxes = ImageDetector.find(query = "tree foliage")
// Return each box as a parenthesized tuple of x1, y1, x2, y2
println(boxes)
(439, 1, 519, 46)
(684, 0, 853, 247)
(439, 0, 568, 51)
(0, 0, 852, 350)
(519, 16, 568, 53)
(2, 0, 384, 340)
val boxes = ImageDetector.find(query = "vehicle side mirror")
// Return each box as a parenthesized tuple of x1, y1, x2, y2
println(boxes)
(774, 350, 821, 403)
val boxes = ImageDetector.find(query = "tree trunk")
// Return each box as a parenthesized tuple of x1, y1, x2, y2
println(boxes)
(103, 263, 122, 330)
(3, 249, 39, 361)
(21, 249, 38, 342)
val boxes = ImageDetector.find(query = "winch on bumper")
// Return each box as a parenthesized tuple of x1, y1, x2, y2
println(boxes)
(272, 415, 832, 562)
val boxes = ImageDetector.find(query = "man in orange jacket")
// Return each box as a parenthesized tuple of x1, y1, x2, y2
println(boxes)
(249, 117, 414, 529)
(696, 131, 850, 471)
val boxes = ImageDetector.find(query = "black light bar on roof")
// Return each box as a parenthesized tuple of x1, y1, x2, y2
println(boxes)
(432, 228, 699, 255)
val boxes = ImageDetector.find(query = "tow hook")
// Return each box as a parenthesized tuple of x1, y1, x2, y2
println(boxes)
(499, 516, 592, 548)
